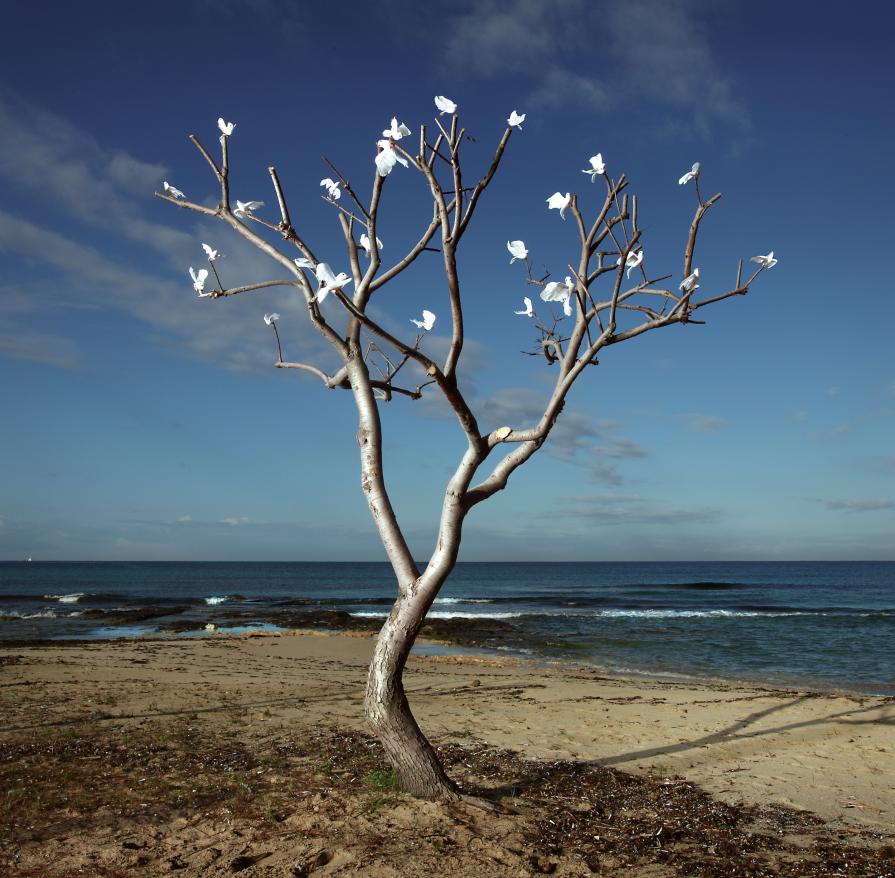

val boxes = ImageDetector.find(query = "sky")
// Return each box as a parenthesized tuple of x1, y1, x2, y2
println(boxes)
(0, 0, 893, 562)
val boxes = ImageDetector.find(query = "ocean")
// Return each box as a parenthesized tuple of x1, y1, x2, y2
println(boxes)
(1, 561, 893, 696)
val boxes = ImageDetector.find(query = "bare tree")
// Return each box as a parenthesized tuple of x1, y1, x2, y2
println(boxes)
(156, 110, 772, 801)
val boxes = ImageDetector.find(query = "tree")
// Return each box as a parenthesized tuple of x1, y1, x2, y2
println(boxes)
(157, 107, 773, 801)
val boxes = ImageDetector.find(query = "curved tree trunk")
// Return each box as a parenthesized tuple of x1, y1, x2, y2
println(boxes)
(347, 354, 464, 798)
(364, 596, 460, 799)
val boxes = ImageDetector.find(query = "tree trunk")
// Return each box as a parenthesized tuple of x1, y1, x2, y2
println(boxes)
(364, 598, 460, 799)
(346, 354, 467, 799)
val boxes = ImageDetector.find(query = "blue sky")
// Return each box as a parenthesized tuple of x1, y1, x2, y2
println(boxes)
(1, 0, 893, 561)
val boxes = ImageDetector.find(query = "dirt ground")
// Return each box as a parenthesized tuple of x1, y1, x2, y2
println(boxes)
(2, 633, 893, 877)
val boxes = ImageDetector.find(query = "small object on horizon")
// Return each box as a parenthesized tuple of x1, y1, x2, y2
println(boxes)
(680, 267, 700, 292)
(201, 243, 219, 261)
(678, 162, 701, 185)
(359, 233, 383, 256)
(217, 118, 235, 137)
(263, 313, 280, 325)
(514, 296, 534, 317)
(546, 191, 571, 220)
(507, 240, 528, 263)
(233, 200, 264, 218)
(320, 178, 341, 200)
(751, 251, 778, 268)
(26, 555, 32, 562)
(163, 181, 184, 199)
(582, 153, 606, 181)
(411, 309, 437, 331)
(189, 266, 208, 294)
(315, 263, 353, 302)
(382, 117, 411, 141)
(434, 95, 457, 115)
(507, 110, 525, 129)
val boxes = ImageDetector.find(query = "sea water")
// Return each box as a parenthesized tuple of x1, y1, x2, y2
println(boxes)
(1, 561, 892, 695)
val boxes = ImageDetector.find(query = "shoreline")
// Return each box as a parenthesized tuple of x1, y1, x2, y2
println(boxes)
(3, 628, 894, 832)
(4, 622, 894, 701)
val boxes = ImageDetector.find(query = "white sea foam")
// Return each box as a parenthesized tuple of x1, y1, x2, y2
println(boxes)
(8, 610, 59, 619)
(44, 593, 86, 604)
(350, 610, 525, 620)
(204, 596, 229, 605)
(594, 609, 810, 619)
(434, 598, 494, 605)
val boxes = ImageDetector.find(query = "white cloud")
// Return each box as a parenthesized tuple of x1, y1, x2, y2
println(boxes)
(436, 0, 747, 132)
(0, 92, 188, 260)
(0, 328, 81, 368)
(442, 0, 585, 77)
(479, 387, 646, 483)
(811, 424, 851, 440)
(816, 498, 894, 513)
(551, 493, 720, 525)
(529, 67, 613, 112)
(604, 0, 745, 130)
(679, 412, 730, 433)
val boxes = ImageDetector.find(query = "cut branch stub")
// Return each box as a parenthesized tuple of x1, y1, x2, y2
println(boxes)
(494, 426, 513, 441)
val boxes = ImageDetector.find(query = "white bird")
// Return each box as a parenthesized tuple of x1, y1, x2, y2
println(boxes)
(507, 110, 525, 129)
(751, 251, 778, 268)
(189, 267, 208, 294)
(315, 263, 353, 302)
(411, 309, 437, 331)
(263, 313, 280, 325)
(434, 95, 457, 115)
(582, 153, 606, 182)
(320, 178, 341, 200)
(617, 249, 644, 278)
(163, 182, 184, 199)
(507, 240, 528, 263)
(359, 233, 383, 256)
(382, 117, 411, 140)
(234, 199, 264, 218)
(201, 243, 219, 261)
(294, 257, 316, 270)
(374, 140, 409, 177)
(514, 297, 534, 317)
(680, 268, 700, 292)
(540, 278, 574, 317)
(546, 191, 571, 219)
(678, 162, 701, 185)
(218, 117, 235, 136)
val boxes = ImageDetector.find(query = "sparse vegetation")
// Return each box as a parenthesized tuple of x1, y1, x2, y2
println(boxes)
(2, 718, 894, 876)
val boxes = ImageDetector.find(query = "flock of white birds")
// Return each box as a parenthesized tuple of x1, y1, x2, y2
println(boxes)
(171, 100, 776, 340)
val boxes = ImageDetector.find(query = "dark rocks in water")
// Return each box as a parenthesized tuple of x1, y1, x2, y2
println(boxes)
(279, 610, 381, 631)
(79, 607, 192, 624)
(275, 609, 519, 649)
(420, 616, 516, 647)
(157, 620, 209, 633)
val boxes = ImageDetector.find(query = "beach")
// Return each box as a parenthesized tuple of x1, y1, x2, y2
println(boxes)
(2, 630, 893, 876)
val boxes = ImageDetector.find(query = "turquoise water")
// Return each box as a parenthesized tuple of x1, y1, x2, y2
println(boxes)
(1, 561, 893, 695)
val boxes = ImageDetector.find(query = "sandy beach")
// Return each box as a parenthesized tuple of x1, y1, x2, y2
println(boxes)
(2, 631, 893, 876)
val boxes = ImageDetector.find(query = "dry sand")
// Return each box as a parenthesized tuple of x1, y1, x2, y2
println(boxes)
(2, 631, 893, 876)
